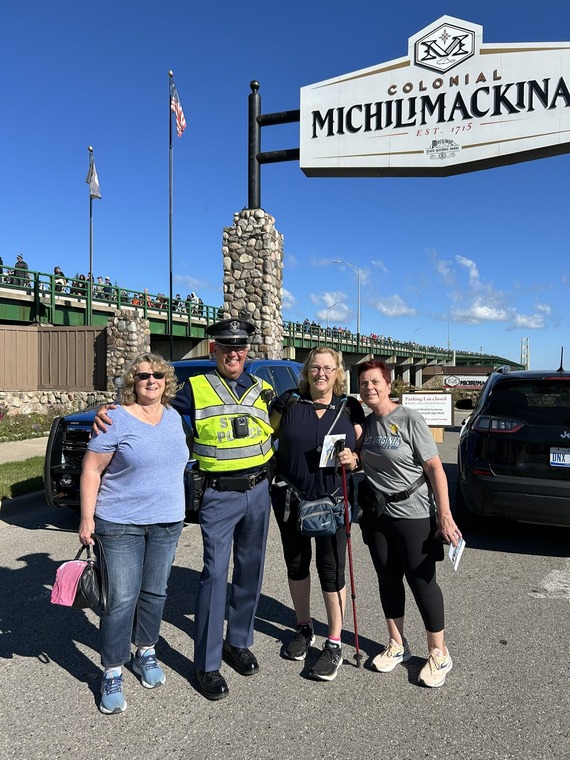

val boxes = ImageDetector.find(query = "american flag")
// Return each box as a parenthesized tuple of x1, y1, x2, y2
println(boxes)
(85, 157, 101, 199)
(170, 80, 187, 137)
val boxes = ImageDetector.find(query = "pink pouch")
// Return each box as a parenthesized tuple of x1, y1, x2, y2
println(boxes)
(51, 560, 88, 606)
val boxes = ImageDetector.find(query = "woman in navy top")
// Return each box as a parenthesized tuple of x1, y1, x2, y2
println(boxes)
(270, 348, 364, 682)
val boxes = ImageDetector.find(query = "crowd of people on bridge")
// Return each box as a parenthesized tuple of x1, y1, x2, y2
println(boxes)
(72, 317, 461, 715)
(2, 255, 471, 359)
(0, 255, 206, 315)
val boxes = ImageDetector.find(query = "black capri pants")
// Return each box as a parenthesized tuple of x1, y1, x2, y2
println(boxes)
(360, 512, 444, 632)
(271, 493, 347, 593)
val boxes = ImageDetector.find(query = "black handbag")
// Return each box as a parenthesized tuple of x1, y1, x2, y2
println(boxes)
(51, 534, 109, 614)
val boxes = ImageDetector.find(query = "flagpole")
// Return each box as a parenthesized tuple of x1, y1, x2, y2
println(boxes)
(88, 146, 94, 327)
(168, 71, 174, 361)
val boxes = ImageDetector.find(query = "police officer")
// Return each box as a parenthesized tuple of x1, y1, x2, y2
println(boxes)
(171, 319, 275, 700)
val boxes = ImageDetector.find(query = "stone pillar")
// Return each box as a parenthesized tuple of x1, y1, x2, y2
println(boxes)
(222, 209, 283, 359)
(106, 309, 152, 391)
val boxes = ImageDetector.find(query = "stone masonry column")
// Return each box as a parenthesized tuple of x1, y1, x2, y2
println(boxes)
(106, 310, 152, 391)
(221, 209, 283, 359)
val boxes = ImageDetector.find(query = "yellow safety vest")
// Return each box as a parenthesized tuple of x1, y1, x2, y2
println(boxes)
(190, 372, 274, 473)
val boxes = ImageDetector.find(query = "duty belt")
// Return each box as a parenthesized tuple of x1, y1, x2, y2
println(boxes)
(207, 467, 268, 493)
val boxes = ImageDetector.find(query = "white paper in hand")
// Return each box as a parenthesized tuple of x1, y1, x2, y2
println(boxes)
(448, 538, 466, 571)
(319, 434, 346, 468)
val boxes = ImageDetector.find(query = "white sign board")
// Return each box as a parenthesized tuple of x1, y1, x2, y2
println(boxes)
(401, 392, 453, 426)
(300, 16, 570, 176)
(444, 374, 486, 389)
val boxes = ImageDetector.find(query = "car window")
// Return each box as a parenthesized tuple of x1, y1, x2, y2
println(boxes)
(487, 381, 570, 424)
(174, 366, 212, 385)
(254, 365, 299, 396)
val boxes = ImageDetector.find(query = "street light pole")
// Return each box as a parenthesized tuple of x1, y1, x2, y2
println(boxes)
(333, 260, 360, 335)
(326, 300, 344, 328)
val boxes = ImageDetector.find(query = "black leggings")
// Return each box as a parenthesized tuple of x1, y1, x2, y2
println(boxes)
(360, 513, 444, 632)
(272, 496, 347, 593)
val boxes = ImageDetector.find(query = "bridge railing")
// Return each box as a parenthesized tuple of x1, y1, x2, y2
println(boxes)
(0, 269, 520, 367)
(0, 269, 223, 328)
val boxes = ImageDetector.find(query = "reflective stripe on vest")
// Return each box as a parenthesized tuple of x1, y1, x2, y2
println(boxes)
(193, 436, 273, 460)
(190, 372, 274, 473)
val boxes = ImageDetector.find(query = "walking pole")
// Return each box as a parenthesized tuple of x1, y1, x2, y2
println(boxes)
(336, 440, 363, 667)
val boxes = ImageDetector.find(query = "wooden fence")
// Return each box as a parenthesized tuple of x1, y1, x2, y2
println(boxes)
(0, 325, 106, 391)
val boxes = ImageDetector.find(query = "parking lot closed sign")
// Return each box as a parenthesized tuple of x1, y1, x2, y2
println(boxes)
(401, 392, 453, 426)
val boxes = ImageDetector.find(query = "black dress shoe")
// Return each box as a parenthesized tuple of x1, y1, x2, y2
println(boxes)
(195, 668, 229, 700)
(222, 641, 260, 676)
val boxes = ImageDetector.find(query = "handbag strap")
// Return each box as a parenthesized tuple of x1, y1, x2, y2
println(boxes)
(316, 396, 348, 452)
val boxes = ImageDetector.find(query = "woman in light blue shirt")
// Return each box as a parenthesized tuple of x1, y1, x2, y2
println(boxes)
(79, 353, 188, 715)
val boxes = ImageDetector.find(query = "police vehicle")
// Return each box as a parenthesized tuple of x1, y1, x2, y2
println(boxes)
(44, 358, 302, 511)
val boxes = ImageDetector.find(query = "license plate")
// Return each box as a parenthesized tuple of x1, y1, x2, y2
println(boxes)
(550, 447, 570, 467)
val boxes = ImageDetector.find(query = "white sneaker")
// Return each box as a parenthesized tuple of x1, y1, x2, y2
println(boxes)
(371, 638, 411, 672)
(418, 647, 453, 687)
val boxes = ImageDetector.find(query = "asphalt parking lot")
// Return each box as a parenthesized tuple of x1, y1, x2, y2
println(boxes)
(1, 420, 569, 760)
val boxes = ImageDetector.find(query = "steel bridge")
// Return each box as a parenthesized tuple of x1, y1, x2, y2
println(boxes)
(0, 269, 522, 369)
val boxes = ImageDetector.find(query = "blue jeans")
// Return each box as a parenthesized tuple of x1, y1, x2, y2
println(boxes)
(95, 517, 184, 668)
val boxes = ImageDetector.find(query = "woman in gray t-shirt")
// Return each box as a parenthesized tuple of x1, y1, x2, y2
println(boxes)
(356, 360, 461, 689)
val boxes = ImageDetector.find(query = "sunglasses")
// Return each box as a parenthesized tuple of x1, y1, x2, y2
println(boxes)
(136, 372, 166, 380)
(215, 343, 248, 354)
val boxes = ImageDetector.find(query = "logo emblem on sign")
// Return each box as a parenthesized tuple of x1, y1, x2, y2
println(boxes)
(426, 139, 460, 160)
(414, 21, 475, 73)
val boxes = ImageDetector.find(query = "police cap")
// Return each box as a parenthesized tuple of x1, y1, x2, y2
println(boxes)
(206, 318, 255, 346)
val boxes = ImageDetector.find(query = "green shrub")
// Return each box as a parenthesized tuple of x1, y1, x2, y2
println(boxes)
(0, 406, 66, 444)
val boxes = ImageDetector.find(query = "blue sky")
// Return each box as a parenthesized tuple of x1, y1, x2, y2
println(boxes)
(2, 1, 569, 369)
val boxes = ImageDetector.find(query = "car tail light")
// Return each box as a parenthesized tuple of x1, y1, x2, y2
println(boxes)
(472, 467, 493, 476)
(473, 415, 523, 433)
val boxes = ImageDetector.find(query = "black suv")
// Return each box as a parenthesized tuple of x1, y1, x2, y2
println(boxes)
(44, 358, 302, 510)
(456, 366, 570, 527)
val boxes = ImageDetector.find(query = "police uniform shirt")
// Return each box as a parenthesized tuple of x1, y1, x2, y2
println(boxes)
(171, 369, 256, 437)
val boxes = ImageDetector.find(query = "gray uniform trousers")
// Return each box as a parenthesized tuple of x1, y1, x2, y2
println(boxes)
(193, 478, 271, 672)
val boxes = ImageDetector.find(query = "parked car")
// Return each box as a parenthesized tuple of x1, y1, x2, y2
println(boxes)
(44, 358, 302, 511)
(456, 365, 570, 527)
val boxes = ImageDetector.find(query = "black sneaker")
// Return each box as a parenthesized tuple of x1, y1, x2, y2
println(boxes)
(309, 641, 343, 681)
(284, 624, 315, 661)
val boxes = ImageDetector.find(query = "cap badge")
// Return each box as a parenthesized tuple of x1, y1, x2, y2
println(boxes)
(229, 320, 241, 333)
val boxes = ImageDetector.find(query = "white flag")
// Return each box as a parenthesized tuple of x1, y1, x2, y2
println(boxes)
(86, 159, 101, 200)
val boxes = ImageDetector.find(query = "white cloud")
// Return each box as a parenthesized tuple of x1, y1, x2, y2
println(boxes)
(316, 302, 350, 325)
(455, 255, 481, 288)
(436, 258, 454, 284)
(309, 290, 345, 306)
(310, 255, 333, 268)
(511, 312, 545, 329)
(304, 290, 352, 325)
(375, 294, 416, 317)
(281, 288, 296, 310)
(174, 274, 210, 292)
(451, 300, 509, 324)
(371, 259, 389, 273)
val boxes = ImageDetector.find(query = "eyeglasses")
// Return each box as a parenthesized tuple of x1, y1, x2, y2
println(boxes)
(216, 343, 248, 354)
(136, 372, 166, 380)
(309, 366, 337, 375)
